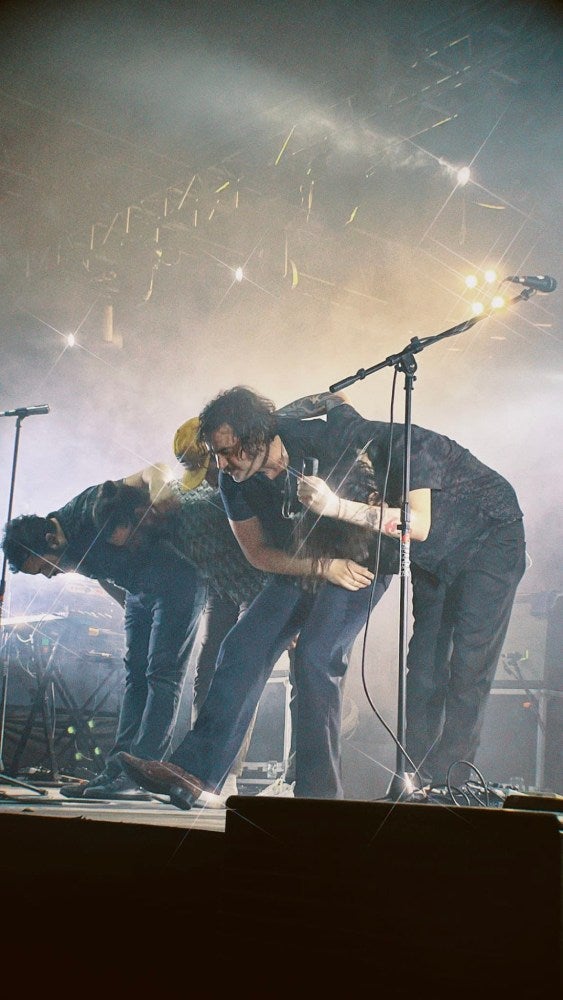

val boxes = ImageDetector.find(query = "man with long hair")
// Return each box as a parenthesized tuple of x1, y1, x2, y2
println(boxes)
(117, 386, 416, 806)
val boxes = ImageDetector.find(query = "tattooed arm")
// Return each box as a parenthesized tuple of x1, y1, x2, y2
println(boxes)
(276, 390, 350, 419)
(297, 477, 432, 542)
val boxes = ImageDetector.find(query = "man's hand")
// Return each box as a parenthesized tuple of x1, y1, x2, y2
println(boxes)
(149, 482, 182, 514)
(297, 475, 340, 517)
(321, 558, 374, 590)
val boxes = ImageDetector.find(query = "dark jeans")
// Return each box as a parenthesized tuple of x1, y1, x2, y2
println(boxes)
(191, 589, 254, 778)
(170, 573, 392, 798)
(105, 560, 206, 778)
(283, 643, 298, 784)
(406, 520, 526, 785)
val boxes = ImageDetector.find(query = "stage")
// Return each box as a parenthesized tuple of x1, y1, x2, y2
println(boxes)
(0, 780, 560, 996)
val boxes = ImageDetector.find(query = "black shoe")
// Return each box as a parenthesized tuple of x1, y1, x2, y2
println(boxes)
(59, 781, 89, 799)
(83, 773, 153, 801)
(59, 770, 112, 798)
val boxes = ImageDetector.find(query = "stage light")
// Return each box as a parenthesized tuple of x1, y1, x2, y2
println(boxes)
(472, 301, 484, 315)
(234, 266, 244, 282)
(484, 269, 497, 283)
(67, 333, 76, 347)
(465, 274, 478, 288)
(457, 166, 471, 186)
(491, 296, 505, 309)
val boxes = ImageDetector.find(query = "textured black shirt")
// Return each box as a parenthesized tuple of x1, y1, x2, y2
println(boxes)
(327, 404, 523, 583)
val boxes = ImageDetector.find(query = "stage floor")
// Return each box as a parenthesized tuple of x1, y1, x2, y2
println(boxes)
(0, 779, 227, 830)
(1, 776, 562, 827)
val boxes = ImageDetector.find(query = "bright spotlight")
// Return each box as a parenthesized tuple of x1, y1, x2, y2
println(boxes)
(465, 274, 478, 288)
(491, 296, 505, 309)
(457, 166, 471, 186)
(234, 267, 244, 282)
(67, 333, 76, 347)
(484, 269, 497, 284)
(471, 302, 484, 315)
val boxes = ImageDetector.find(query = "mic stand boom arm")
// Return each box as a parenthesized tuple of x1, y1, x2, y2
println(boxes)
(330, 286, 535, 393)
(329, 286, 537, 800)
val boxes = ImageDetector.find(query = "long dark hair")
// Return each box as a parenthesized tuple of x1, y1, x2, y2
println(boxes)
(92, 481, 159, 542)
(198, 386, 277, 457)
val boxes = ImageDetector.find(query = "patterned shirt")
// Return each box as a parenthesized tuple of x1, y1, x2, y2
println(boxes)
(327, 404, 523, 583)
(167, 481, 267, 605)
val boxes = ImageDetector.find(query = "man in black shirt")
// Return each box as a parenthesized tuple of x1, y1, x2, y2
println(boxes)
(2, 474, 207, 799)
(297, 397, 526, 787)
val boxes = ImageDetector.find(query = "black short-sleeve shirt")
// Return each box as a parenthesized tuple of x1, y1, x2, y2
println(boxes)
(220, 414, 400, 574)
(52, 485, 182, 593)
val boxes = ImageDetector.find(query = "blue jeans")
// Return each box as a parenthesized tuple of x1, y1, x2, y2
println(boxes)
(191, 589, 254, 778)
(170, 573, 392, 798)
(105, 556, 206, 778)
(406, 520, 526, 784)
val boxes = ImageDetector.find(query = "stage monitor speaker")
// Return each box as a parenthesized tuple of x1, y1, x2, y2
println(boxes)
(223, 797, 561, 994)
(476, 686, 563, 794)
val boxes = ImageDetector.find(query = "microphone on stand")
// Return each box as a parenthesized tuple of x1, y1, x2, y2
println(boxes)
(504, 275, 557, 293)
(0, 405, 50, 418)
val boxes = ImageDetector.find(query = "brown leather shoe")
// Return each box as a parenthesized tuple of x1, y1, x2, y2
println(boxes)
(117, 752, 204, 808)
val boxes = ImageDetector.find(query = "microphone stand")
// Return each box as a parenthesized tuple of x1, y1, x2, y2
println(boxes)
(0, 412, 48, 796)
(329, 286, 537, 801)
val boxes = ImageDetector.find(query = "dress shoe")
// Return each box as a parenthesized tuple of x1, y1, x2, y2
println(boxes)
(83, 773, 153, 801)
(117, 752, 204, 810)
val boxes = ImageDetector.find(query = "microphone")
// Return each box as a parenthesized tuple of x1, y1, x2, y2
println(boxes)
(302, 457, 319, 477)
(504, 275, 557, 293)
(0, 404, 50, 418)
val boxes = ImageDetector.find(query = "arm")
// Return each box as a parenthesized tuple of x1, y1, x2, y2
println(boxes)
(297, 478, 432, 542)
(229, 516, 374, 591)
(276, 391, 350, 419)
(122, 463, 179, 509)
(97, 579, 127, 608)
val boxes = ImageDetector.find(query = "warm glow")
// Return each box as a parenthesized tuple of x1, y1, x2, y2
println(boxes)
(484, 269, 497, 283)
(491, 296, 505, 309)
(472, 301, 484, 315)
(465, 274, 478, 288)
